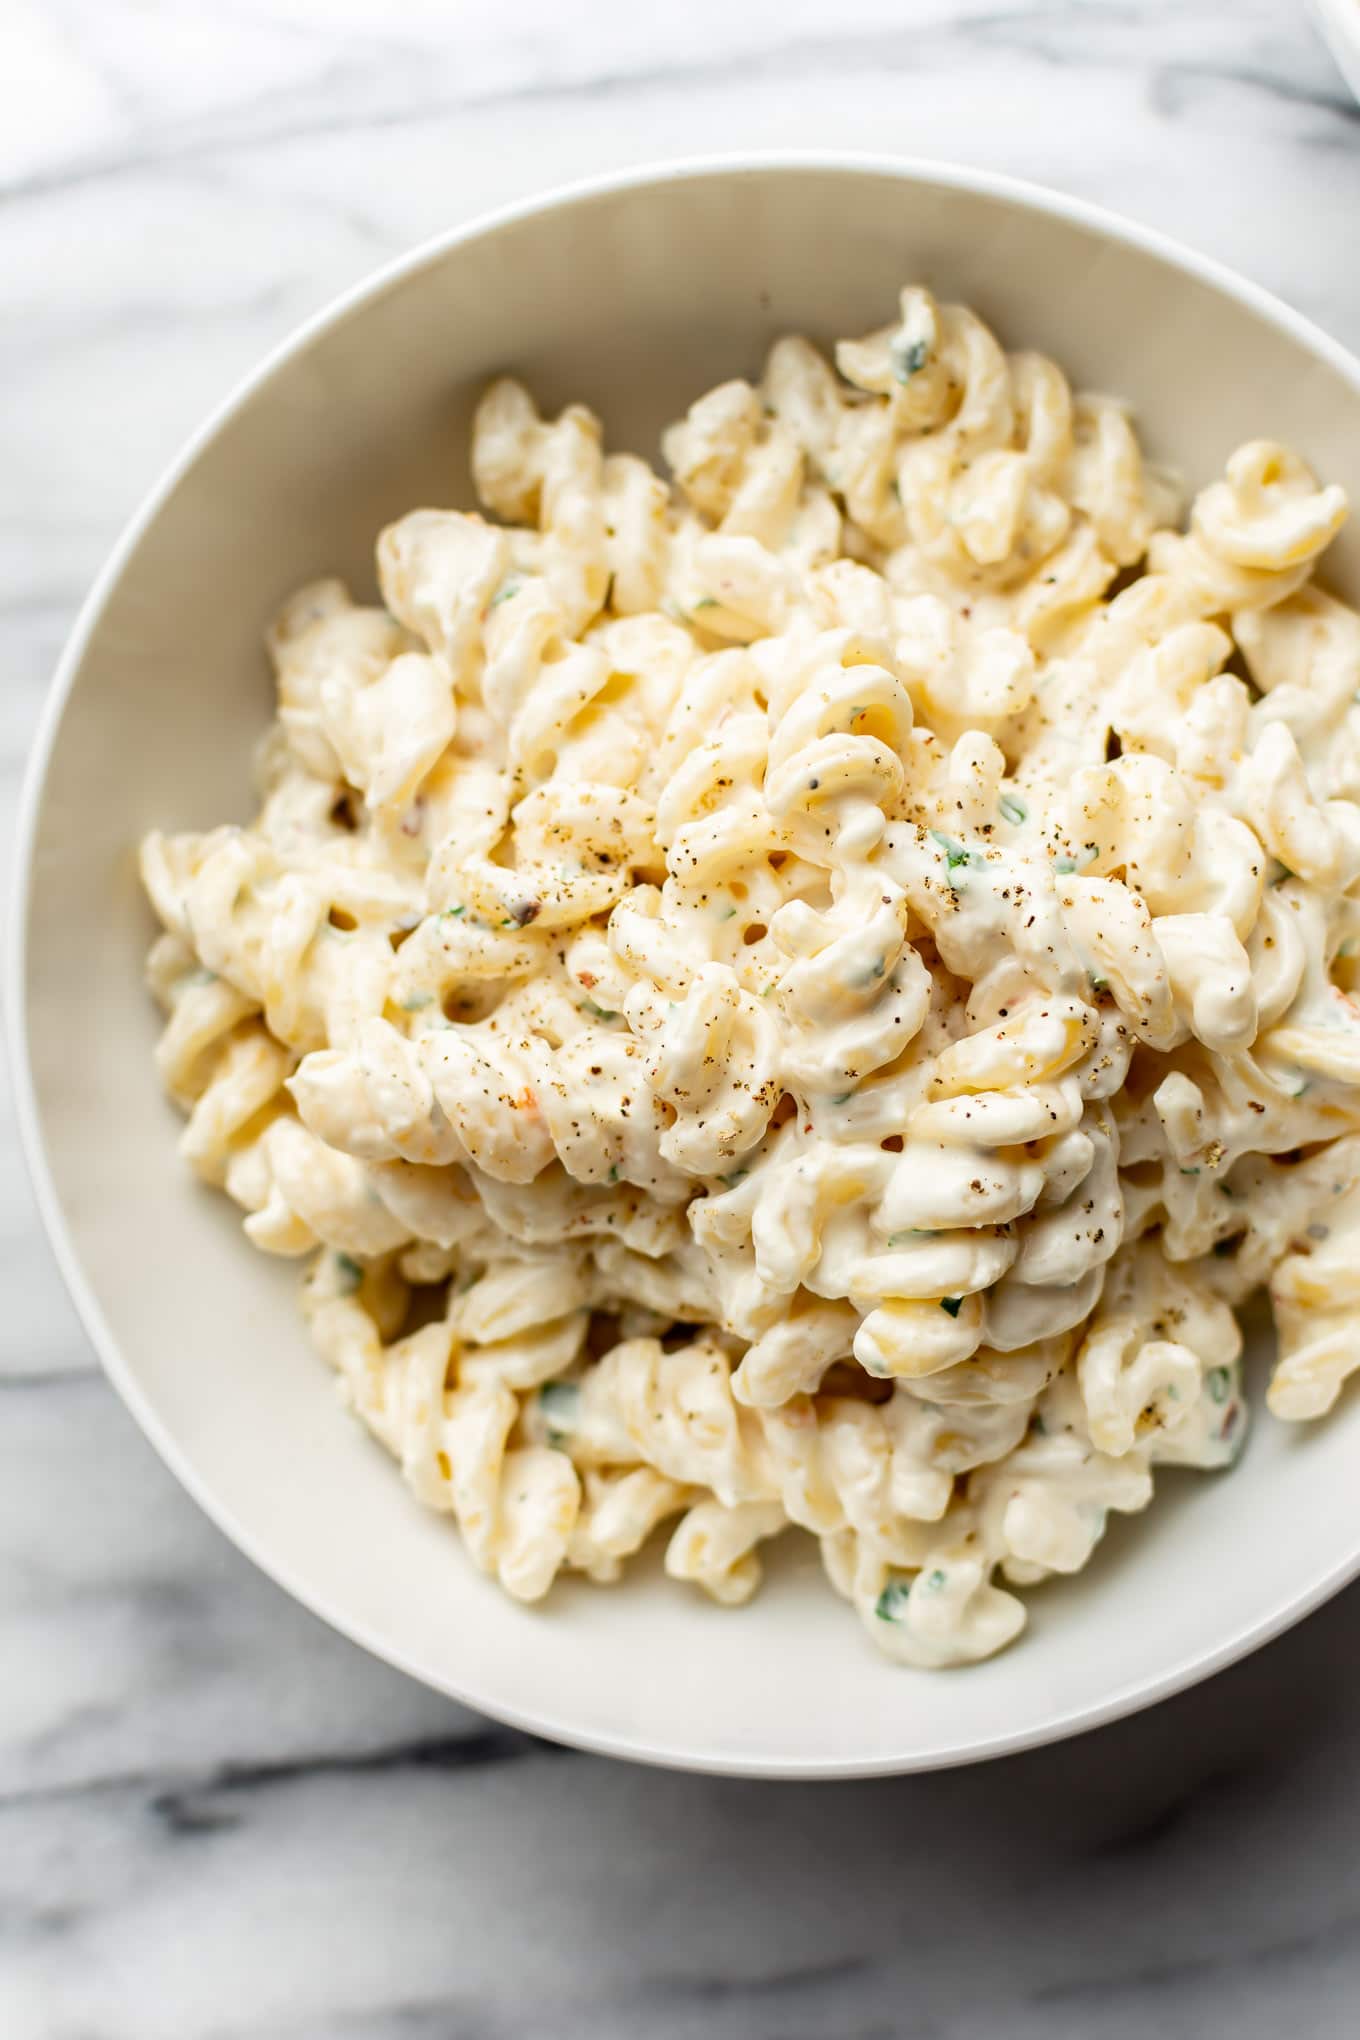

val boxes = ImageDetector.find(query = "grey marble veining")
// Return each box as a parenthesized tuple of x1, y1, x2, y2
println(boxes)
(4, 2, 1360, 2034)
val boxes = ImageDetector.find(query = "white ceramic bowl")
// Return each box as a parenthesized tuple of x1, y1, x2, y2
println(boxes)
(1316, 0, 1360, 105)
(13, 158, 1360, 1779)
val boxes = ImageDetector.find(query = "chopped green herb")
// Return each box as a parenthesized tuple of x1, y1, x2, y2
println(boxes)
(999, 793, 1028, 827)
(538, 1379, 581, 1447)
(488, 578, 522, 609)
(1089, 972, 1108, 992)
(929, 829, 976, 890)
(829, 1091, 854, 1106)
(940, 1296, 963, 1317)
(1206, 1366, 1231, 1404)
(924, 1568, 947, 1592)
(334, 1253, 364, 1294)
(606, 1164, 620, 1184)
(1054, 855, 1077, 875)
(889, 334, 930, 383)
(720, 905, 738, 920)
(875, 1579, 915, 1622)
(581, 1000, 619, 1021)
(691, 596, 718, 613)
(929, 829, 971, 870)
(442, 905, 466, 919)
(1179, 1166, 1201, 1177)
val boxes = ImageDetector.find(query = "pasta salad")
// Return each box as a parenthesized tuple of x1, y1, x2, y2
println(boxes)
(140, 287, 1360, 1667)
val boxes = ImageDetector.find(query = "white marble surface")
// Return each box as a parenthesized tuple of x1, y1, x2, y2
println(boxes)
(5, 2, 1360, 2033)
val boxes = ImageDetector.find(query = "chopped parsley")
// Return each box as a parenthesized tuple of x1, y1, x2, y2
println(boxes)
(1206, 1366, 1231, 1405)
(487, 578, 522, 609)
(999, 793, 1028, 827)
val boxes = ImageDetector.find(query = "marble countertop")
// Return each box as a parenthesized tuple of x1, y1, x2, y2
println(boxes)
(5, 2, 1360, 2033)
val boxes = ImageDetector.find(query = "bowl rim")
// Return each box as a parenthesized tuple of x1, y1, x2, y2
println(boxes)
(1314, 0, 1360, 95)
(11, 149, 1360, 1780)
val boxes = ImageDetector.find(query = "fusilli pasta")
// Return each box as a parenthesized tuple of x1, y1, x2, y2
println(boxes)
(141, 287, 1360, 1667)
